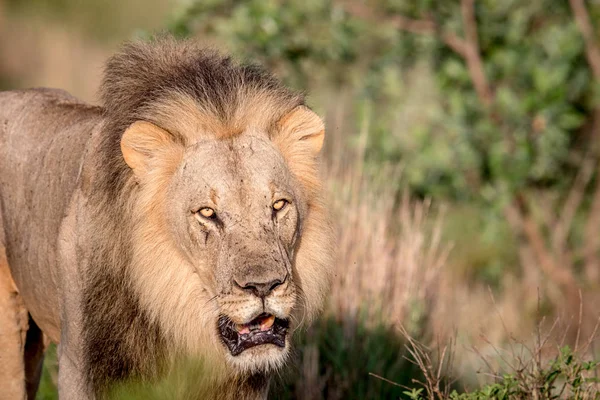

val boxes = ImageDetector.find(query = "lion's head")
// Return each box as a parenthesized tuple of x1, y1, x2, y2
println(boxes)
(96, 38, 334, 377)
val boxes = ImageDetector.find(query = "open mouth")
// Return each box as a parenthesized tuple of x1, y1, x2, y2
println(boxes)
(218, 313, 289, 356)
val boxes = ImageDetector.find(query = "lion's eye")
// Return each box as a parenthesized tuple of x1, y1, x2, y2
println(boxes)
(273, 199, 288, 212)
(198, 207, 215, 218)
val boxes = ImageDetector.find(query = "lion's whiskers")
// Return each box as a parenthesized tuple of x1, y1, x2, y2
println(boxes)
(289, 287, 309, 334)
(204, 294, 219, 307)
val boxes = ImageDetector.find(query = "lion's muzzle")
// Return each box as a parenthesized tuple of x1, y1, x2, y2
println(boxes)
(217, 249, 295, 357)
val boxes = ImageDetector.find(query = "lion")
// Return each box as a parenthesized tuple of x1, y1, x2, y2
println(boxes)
(0, 37, 334, 399)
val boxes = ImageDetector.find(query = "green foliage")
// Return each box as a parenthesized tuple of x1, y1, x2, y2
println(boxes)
(404, 346, 600, 400)
(432, 2, 589, 196)
(169, 0, 599, 203)
(404, 387, 425, 399)
(169, 0, 369, 89)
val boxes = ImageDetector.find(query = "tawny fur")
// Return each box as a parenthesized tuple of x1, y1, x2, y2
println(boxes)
(0, 37, 333, 399)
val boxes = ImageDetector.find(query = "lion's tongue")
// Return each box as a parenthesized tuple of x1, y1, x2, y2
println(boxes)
(235, 314, 275, 335)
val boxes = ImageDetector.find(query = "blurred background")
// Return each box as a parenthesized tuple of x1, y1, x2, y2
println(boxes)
(2, 0, 600, 398)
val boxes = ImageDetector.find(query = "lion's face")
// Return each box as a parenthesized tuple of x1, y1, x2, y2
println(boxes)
(120, 106, 332, 375)
(166, 134, 304, 367)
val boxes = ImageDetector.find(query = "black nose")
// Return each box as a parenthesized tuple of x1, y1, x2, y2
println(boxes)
(236, 278, 284, 298)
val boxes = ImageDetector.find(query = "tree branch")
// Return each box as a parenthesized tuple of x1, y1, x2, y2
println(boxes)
(340, 1, 467, 56)
(460, 0, 493, 107)
(553, 153, 595, 253)
(569, 0, 600, 80)
(508, 197, 577, 289)
(584, 172, 600, 282)
(569, 0, 600, 282)
(341, 1, 493, 105)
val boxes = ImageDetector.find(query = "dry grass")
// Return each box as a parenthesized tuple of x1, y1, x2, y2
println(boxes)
(320, 92, 450, 331)
(326, 168, 448, 329)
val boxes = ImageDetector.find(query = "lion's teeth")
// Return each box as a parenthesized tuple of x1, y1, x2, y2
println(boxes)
(260, 315, 275, 331)
(236, 324, 250, 335)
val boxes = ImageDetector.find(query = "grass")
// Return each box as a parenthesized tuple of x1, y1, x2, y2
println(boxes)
(37, 344, 58, 400)
(37, 316, 600, 399)
(35, 317, 426, 399)
(270, 315, 424, 400)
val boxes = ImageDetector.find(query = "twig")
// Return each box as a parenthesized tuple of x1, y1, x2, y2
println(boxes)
(581, 315, 600, 354)
(536, 289, 543, 366)
(575, 290, 583, 352)
(475, 371, 503, 380)
(368, 372, 404, 388)
(487, 286, 518, 360)
(470, 343, 499, 382)
(535, 318, 561, 358)
(480, 335, 517, 372)
(399, 325, 453, 399)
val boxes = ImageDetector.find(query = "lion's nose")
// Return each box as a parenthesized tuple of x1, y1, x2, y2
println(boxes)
(235, 277, 285, 298)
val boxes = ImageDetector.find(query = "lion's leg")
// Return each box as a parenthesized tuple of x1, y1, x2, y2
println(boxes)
(0, 243, 29, 400)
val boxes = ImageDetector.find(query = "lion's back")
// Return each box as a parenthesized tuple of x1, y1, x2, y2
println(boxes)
(0, 88, 100, 173)
(0, 88, 100, 234)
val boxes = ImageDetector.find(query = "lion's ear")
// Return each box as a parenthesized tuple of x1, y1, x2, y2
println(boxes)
(121, 121, 180, 176)
(276, 106, 325, 157)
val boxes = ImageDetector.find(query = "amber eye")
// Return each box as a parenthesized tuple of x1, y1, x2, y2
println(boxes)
(198, 207, 215, 218)
(273, 199, 288, 211)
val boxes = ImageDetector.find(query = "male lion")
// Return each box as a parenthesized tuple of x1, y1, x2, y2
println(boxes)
(0, 38, 333, 399)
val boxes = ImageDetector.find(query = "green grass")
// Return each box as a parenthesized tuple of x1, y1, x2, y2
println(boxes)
(270, 315, 424, 399)
(37, 344, 58, 400)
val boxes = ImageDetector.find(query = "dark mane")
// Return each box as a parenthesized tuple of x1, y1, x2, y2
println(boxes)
(96, 36, 303, 202)
(100, 37, 301, 133)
